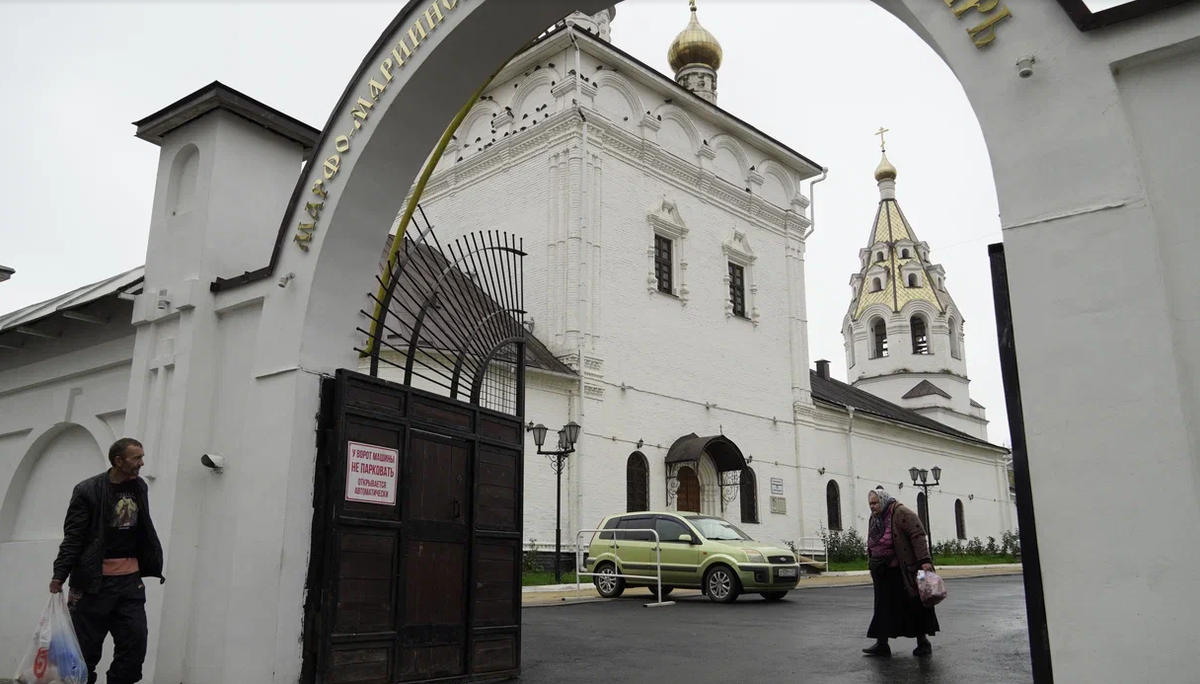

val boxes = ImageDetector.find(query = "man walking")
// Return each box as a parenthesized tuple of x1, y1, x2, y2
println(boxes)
(49, 437, 165, 684)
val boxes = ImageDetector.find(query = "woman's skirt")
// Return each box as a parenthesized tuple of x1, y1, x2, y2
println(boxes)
(867, 563, 940, 639)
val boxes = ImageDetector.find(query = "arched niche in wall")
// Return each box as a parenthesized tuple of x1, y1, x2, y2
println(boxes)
(167, 143, 200, 217)
(0, 424, 106, 543)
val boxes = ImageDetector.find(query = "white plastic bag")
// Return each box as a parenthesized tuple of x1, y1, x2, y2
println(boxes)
(917, 569, 947, 607)
(14, 593, 87, 684)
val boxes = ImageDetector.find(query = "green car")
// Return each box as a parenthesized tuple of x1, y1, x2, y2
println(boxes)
(584, 511, 801, 603)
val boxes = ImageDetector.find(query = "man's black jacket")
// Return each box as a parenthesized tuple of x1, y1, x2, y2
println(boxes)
(52, 472, 165, 593)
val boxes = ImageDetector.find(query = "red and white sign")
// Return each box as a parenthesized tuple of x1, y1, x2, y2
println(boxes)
(345, 441, 399, 505)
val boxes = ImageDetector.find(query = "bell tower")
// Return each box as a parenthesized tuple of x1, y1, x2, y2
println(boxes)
(842, 134, 988, 440)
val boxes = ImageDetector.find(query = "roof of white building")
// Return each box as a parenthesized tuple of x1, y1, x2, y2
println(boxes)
(811, 369, 1005, 451)
(0, 266, 144, 335)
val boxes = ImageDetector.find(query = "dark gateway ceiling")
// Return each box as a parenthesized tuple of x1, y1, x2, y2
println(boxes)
(1055, 0, 1197, 31)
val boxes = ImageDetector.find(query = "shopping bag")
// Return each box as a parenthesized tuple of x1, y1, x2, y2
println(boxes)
(917, 569, 947, 608)
(13, 593, 88, 684)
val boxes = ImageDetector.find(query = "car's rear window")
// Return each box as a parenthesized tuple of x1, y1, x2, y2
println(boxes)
(617, 516, 656, 541)
(597, 516, 621, 540)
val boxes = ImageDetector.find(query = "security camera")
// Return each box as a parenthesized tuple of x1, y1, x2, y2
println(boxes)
(1016, 55, 1035, 79)
(200, 453, 226, 471)
(278, 272, 296, 289)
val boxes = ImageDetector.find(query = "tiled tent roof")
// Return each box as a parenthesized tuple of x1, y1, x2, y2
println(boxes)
(810, 370, 1003, 449)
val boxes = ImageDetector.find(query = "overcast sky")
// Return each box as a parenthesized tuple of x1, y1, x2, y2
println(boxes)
(0, 0, 1012, 447)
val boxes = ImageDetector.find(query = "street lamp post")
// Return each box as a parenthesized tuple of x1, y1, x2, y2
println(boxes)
(527, 420, 581, 583)
(909, 465, 942, 541)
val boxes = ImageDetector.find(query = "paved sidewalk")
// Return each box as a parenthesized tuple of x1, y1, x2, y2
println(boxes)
(522, 564, 1022, 606)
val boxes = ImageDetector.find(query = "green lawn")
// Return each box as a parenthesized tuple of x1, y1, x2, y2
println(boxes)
(522, 570, 579, 586)
(828, 554, 1019, 572)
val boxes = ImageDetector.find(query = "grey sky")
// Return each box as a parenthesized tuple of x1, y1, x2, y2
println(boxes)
(0, 0, 1010, 447)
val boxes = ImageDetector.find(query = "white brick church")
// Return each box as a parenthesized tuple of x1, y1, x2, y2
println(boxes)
(0, 9, 1014, 661)
(374, 4, 1014, 554)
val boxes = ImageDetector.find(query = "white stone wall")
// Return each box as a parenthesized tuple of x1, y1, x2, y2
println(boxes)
(806, 405, 1013, 551)
(0, 333, 135, 677)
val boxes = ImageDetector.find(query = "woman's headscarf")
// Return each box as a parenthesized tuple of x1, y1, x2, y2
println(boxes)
(868, 488, 896, 543)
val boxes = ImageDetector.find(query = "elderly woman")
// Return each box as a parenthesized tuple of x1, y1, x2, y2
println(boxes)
(863, 488, 939, 657)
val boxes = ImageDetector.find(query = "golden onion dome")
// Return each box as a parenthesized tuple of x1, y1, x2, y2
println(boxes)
(668, 1, 723, 73)
(874, 151, 898, 182)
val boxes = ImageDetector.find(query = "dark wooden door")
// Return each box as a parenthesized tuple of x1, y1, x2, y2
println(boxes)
(304, 370, 522, 684)
(400, 431, 469, 680)
(677, 466, 701, 513)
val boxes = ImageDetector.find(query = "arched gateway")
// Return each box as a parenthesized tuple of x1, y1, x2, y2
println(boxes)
(116, 2, 1200, 683)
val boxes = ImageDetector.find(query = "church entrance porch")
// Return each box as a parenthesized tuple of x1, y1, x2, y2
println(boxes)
(665, 433, 748, 518)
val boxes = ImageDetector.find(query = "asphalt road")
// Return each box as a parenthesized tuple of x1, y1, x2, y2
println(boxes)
(520, 575, 1033, 684)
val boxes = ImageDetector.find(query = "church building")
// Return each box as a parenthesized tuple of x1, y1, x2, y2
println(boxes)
(370, 3, 1014, 556)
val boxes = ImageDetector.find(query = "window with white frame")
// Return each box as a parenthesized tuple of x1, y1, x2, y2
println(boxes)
(722, 227, 757, 324)
(647, 198, 689, 302)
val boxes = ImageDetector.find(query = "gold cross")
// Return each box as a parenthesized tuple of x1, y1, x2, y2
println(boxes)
(875, 126, 889, 152)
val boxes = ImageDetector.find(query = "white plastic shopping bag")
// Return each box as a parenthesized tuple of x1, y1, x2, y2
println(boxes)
(13, 592, 87, 684)
(917, 569, 948, 608)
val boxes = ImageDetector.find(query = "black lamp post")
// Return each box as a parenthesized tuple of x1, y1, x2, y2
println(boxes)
(909, 465, 942, 538)
(527, 420, 581, 583)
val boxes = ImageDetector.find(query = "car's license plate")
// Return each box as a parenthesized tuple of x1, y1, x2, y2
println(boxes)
(778, 567, 798, 578)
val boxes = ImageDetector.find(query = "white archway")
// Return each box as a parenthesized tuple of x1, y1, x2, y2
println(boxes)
(120, 2, 1200, 682)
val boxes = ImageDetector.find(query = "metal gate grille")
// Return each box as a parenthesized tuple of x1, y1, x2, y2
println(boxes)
(358, 209, 528, 416)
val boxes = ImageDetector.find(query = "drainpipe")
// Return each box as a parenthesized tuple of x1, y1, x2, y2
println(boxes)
(846, 407, 859, 532)
(804, 167, 829, 239)
(570, 32, 589, 558)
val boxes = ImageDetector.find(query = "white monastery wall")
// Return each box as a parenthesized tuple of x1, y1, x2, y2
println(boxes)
(0, 333, 135, 677)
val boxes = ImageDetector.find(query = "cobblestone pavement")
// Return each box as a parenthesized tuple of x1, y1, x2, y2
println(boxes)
(521, 575, 1033, 684)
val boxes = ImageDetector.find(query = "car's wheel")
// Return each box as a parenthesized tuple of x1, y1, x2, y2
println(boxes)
(649, 585, 674, 601)
(593, 562, 625, 598)
(760, 591, 788, 602)
(704, 566, 741, 603)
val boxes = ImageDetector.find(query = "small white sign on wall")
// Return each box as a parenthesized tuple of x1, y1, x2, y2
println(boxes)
(345, 441, 399, 506)
(770, 496, 787, 514)
(770, 477, 784, 496)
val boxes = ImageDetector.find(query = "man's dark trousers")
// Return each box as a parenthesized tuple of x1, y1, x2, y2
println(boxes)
(70, 574, 147, 684)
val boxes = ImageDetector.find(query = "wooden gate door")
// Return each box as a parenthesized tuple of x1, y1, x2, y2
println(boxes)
(304, 369, 523, 684)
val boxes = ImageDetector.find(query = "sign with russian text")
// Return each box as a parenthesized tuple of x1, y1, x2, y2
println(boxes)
(770, 477, 784, 495)
(345, 441, 398, 505)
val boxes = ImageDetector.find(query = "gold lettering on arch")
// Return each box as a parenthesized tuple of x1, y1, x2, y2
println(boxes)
(289, 0, 469, 252)
(941, 0, 1012, 49)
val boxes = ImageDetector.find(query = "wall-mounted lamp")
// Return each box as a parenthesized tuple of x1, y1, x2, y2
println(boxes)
(817, 467, 825, 475)
(968, 494, 975, 501)
(1016, 55, 1035, 79)
(156, 289, 171, 310)
(636, 439, 644, 450)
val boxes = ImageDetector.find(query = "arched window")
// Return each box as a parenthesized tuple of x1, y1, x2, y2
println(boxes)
(901, 248, 910, 259)
(826, 481, 842, 531)
(871, 318, 889, 359)
(870, 277, 882, 293)
(846, 325, 856, 367)
(911, 316, 929, 355)
(955, 499, 966, 540)
(917, 492, 929, 531)
(949, 318, 961, 360)
(676, 466, 700, 513)
(626, 452, 649, 512)
(875, 251, 884, 263)
(907, 273, 918, 288)
(740, 467, 759, 524)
